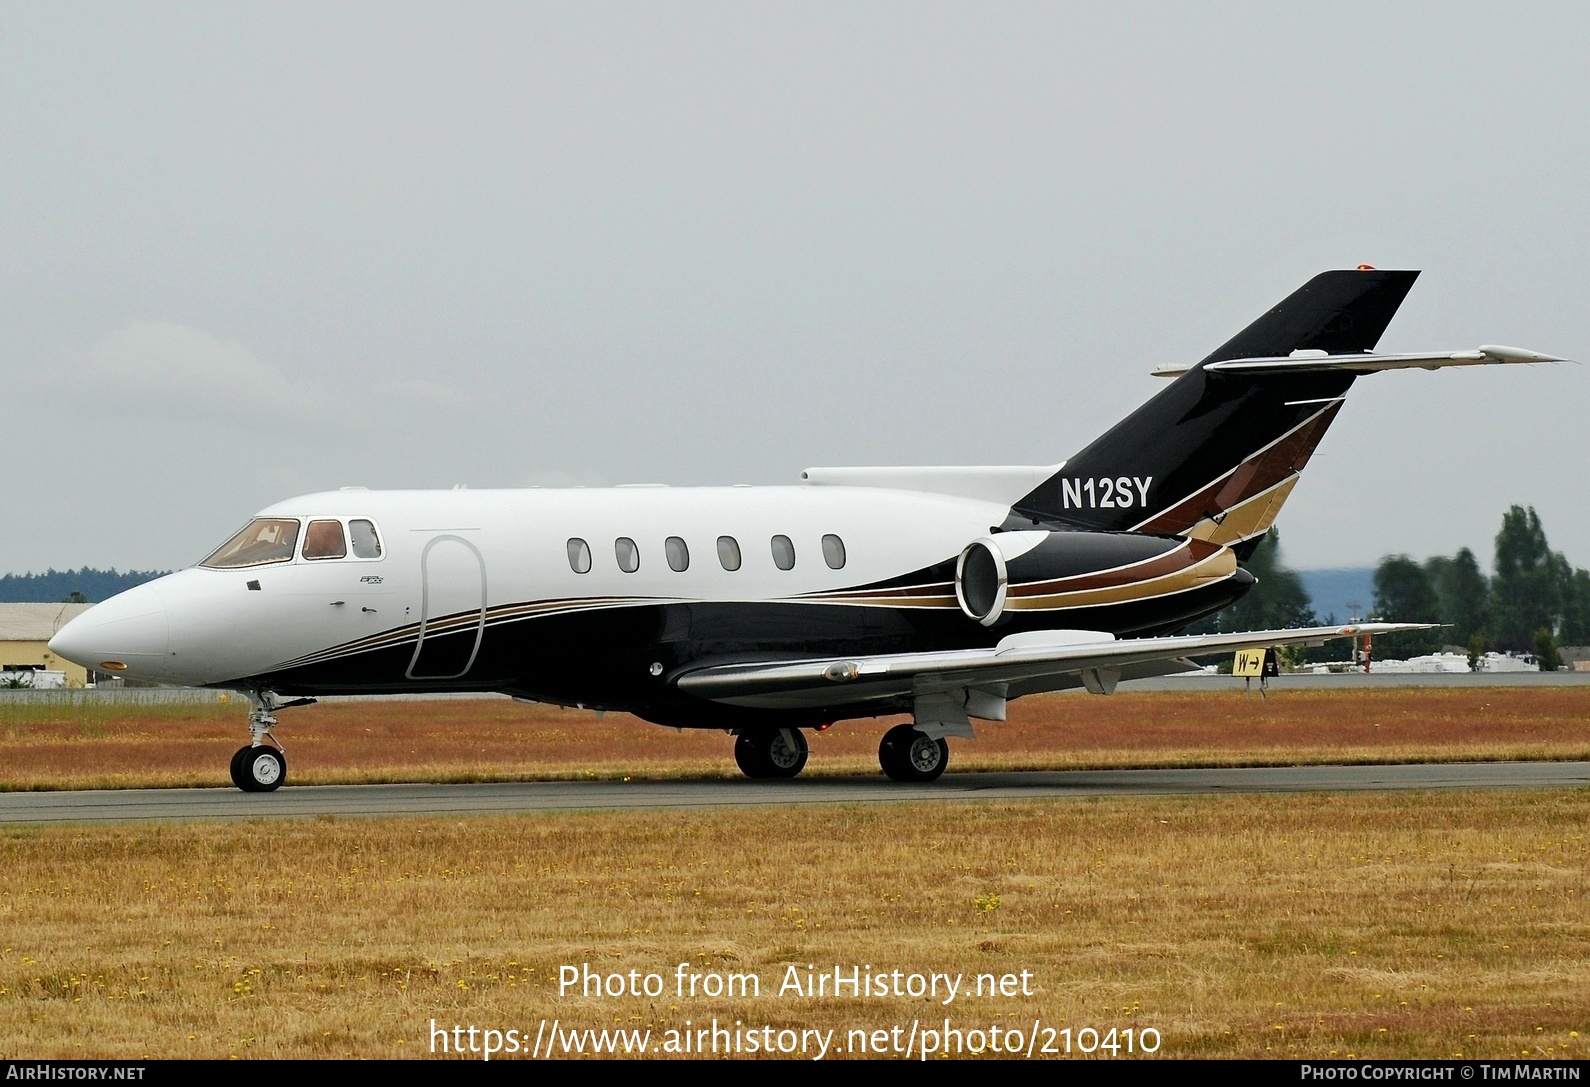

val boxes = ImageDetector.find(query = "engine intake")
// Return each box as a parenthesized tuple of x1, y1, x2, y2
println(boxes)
(955, 538, 1008, 626)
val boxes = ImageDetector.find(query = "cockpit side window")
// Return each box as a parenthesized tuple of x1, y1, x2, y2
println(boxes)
(200, 518, 301, 569)
(350, 519, 382, 559)
(303, 519, 348, 560)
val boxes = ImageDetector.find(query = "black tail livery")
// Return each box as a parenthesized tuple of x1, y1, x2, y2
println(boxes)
(1011, 270, 1422, 556)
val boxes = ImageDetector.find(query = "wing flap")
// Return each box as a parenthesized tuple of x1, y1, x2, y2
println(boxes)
(674, 623, 1431, 708)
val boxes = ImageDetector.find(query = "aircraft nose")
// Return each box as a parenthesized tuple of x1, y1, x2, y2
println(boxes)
(47, 583, 171, 674)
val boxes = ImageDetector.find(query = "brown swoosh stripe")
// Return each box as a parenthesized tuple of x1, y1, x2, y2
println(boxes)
(802, 581, 955, 602)
(1005, 538, 1224, 598)
(793, 591, 961, 609)
(1133, 401, 1342, 536)
(1185, 475, 1300, 547)
(1004, 547, 1238, 611)
(274, 596, 679, 670)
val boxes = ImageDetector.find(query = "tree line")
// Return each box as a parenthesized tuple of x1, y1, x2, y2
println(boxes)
(0, 568, 170, 604)
(1203, 506, 1590, 667)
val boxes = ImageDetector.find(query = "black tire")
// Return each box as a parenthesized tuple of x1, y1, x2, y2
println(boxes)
(235, 745, 287, 793)
(878, 724, 949, 783)
(733, 727, 808, 779)
(228, 745, 253, 790)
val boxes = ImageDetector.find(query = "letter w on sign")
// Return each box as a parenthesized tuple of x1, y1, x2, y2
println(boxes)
(1232, 648, 1267, 677)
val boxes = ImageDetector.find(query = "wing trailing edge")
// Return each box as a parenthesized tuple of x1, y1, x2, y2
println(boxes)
(675, 622, 1430, 709)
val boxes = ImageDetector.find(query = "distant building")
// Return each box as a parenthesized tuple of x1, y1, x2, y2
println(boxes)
(0, 603, 93, 687)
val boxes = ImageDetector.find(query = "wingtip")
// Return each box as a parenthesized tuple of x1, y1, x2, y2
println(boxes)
(1478, 344, 1568, 364)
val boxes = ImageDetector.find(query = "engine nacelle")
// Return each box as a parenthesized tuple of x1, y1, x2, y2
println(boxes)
(952, 528, 1247, 633)
(955, 537, 1009, 626)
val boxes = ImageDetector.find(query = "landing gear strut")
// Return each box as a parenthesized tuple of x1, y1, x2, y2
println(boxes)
(734, 727, 809, 779)
(230, 691, 312, 793)
(878, 724, 949, 782)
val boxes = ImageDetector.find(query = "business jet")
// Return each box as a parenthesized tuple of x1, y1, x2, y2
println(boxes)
(48, 269, 1558, 791)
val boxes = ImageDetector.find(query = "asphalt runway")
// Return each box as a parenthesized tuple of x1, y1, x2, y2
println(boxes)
(1, 761, 1587, 825)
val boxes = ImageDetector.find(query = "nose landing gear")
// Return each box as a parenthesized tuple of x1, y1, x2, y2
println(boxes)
(230, 742, 286, 792)
(230, 691, 314, 792)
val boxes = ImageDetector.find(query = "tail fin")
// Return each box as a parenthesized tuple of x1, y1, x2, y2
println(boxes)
(1010, 269, 1420, 551)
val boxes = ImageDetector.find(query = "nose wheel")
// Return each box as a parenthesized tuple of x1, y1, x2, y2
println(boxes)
(230, 744, 287, 792)
(878, 724, 949, 782)
(229, 690, 313, 792)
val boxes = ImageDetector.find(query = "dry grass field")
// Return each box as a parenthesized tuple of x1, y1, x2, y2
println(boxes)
(1, 687, 1588, 791)
(0, 790, 1584, 1060)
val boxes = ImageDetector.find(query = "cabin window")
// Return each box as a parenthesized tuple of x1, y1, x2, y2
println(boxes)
(665, 536, 689, 572)
(615, 537, 640, 573)
(822, 534, 846, 570)
(717, 536, 741, 571)
(200, 518, 301, 569)
(567, 538, 592, 574)
(303, 520, 348, 560)
(771, 534, 796, 570)
(350, 519, 382, 559)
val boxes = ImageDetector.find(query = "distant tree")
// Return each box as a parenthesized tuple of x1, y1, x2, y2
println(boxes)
(1490, 506, 1567, 652)
(1533, 628, 1562, 672)
(60, 591, 88, 604)
(1466, 633, 1488, 672)
(1425, 547, 1488, 647)
(1213, 528, 1316, 633)
(1560, 568, 1590, 646)
(1178, 527, 1315, 658)
(0, 568, 169, 603)
(1371, 555, 1443, 658)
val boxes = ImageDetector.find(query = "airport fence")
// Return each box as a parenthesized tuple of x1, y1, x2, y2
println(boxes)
(0, 687, 235, 706)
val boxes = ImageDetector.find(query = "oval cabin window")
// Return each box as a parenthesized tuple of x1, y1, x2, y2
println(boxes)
(717, 536, 742, 571)
(822, 534, 846, 570)
(567, 538, 592, 574)
(771, 535, 796, 571)
(665, 536, 689, 572)
(615, 537, 640, 573)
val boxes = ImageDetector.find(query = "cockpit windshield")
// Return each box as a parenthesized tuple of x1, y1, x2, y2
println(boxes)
(200, 518, 301, 569)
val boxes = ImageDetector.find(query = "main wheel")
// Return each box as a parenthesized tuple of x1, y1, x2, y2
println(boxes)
(231, 745, 287, 793)
(733, 727, 809, 779)
(878, 724, 949, 782)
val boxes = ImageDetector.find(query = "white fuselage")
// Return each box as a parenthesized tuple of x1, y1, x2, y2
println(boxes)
(50, 483, 1015, 690)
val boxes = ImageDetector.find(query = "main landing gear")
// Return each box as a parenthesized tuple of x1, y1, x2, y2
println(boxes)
(878, 724, 949, 783)
(733, 726, 809, 779)
(729, 723, 951, 783)
(230, 691, 314, 793)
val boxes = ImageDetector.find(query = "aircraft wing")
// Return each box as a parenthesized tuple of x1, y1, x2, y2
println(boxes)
(674, 623, 1430, 711)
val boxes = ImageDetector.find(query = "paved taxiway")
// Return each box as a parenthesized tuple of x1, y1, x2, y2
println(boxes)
(1, 761, 1586, 825)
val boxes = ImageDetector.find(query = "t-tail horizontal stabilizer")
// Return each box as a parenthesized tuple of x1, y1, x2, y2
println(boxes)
(1151, 343, 1565, 378)
(1010, 270, 1563, 553)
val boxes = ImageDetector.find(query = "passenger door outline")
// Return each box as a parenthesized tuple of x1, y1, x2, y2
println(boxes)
(406, 535, 487, 680)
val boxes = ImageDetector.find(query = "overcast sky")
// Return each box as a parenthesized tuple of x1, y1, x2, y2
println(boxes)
(3, 2, 1587, 574)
